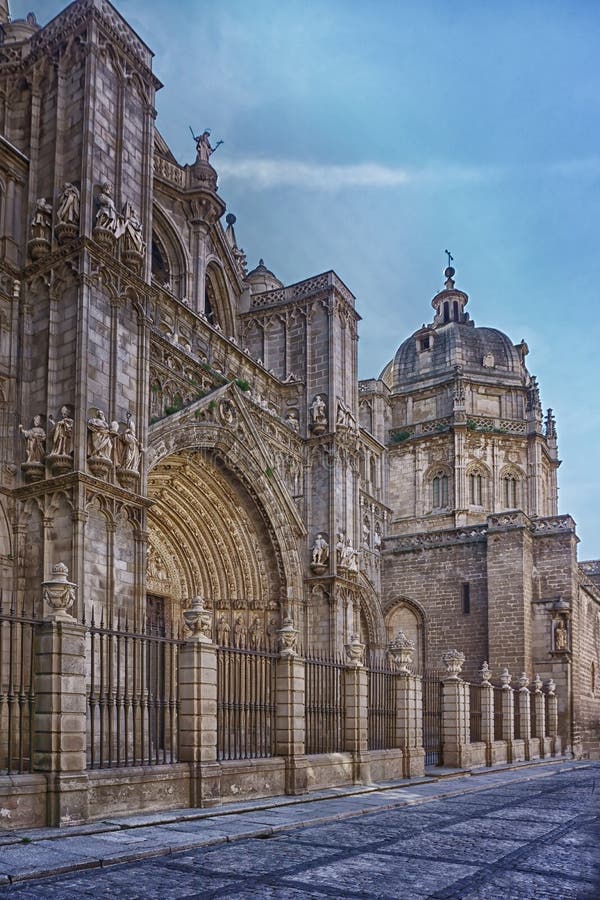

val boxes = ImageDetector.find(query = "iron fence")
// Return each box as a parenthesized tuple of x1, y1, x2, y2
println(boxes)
(531, 695, 538, 739)
(469, 683, 482, 742)
(493, 687, 504, 741)
(305, 651, 345, 754)
(216, 643, 277, 760)
(0, 591, 36, 774)
(366, 651, 396, 750)
(422, 671, 443, 766)
(86, 610, 181, 769)
(514, 692, 521, 739)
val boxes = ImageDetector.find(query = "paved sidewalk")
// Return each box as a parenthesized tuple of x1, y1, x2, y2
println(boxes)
(0, 758, 587, 887)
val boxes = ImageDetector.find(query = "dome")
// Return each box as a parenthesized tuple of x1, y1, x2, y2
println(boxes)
(391, 321, 527, 391)
(244, 258, 284, 294)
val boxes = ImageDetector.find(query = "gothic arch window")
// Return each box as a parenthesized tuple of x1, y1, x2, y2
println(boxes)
(369, 455, 377, 488)
(205, 261, 234, 336)
(152, 206, 189, 299)
(466, 463, 489, 508)
(443, 301, 450, 323)
(431, 470, 449, 509)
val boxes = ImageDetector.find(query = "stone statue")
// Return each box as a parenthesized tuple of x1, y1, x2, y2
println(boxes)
(30, 198, 52, 238)
(118, 413, 142, 472)
(19, 415, 46, 463)
(362, 520, 370, 547)
(56, 183, 80, 225)
(554, 618, 568, 651)
(311, 533, 329, 567)
(310, 394, 327, 434)
(216, 614, 230, 646)
(284, 409, 300, 433)
(335, 532, 345, 566)
(373, 525, 382, 551)
(233, 614, 246, 648)
(249, 615, 262, 649)
(95, 182, 119, 233)
(121, 202, 145, 256)
(87, 409, 115, 461)
(48, 406, 73, 457)
(193, 129, 222, 163)
(336, 397, 356, 429)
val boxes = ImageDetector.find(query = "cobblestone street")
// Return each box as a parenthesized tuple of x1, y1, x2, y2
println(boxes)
(1, 764, 598, 899)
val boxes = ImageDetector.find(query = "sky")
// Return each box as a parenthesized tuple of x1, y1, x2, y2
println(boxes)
(12, 0, 600, 559)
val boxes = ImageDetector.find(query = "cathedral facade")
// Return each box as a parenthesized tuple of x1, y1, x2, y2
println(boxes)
(0, 0, 599, 825)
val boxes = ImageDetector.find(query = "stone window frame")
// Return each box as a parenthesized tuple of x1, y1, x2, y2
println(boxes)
(500, 465, 525, 510)
(466, 462, 491, 509)
(428, 465, 452, 511)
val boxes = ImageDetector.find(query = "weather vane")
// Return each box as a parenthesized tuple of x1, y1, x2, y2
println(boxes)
(444, 249, 454, 268)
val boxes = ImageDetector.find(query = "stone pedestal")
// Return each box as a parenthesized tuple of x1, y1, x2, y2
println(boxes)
(442, 678, 471, 769)
(344, 664, 370, 784)
(178, 639, 221, 807)
(275, 654, 307, 795)
(395, 672, 425, 777)
(33, 620, 88, 826)
(480, 682, 494, 765)
(518, 684, 535, 760)
(533, 678, 547, 756)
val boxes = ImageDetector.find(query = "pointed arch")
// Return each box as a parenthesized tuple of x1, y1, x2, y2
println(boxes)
(205, 259, 235, 337)
(152, 203, 190, 299)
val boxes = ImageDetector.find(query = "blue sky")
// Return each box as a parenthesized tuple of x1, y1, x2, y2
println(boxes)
(13, 0, 600, 558)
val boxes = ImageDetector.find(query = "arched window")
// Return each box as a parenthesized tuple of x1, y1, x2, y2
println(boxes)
(453, 300, 459, 320)
(443, 301, 450, 323)
(432, 473, 449, 509)
(369, 456, 377, 488)
(503, 475, 518, 509)
(469, 472, 483, 506)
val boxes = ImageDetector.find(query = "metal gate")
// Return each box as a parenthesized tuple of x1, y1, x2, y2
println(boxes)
(422, 670, 443, 766)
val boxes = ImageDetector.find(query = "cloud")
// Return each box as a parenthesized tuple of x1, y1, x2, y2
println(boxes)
(217, 156, 600, 191)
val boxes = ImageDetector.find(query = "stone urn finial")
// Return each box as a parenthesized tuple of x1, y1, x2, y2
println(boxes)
(387, 631, 415, 673)
(500, 667, 512, 690)
(480, 661, 492, 684)
(278, 615, 298, 657)
(547, 678, 556, 696)
(519, 672, 530, 691)
(442, 649, 465, 679)
(42, 563, 77, 622)
(534, 673, 543, 693)
(345, 632, 365, 668)
(182, 596, 212, 643)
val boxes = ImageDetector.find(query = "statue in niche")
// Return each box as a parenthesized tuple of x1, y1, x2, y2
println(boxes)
(216, 614, 231, 646)
(335, 532, 345, 566)
(233, 615, 246, 648)
(95, 182, 119, 233)
(362, 520, 370, 547)
(117, 413, 142, 472)
(373, 524, 382, 552)
(121, 202, 145, 257)
(554, 618, 568, 652)
(266, 616, 278, 649)
(310, 394, 328, 434)
(56, 183, 80, 225)
(336, 397, 356, 429)
(19, 415, 46, 463)
(249, 616, 262, 649)
(30, 198, 52, 239)
(87, 409, 115, 461)
(311, 533, 329, 572)
(48, 406, 73, 457)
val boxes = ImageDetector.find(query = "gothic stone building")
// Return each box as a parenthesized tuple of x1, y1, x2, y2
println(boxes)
(0, 0, 599, 824)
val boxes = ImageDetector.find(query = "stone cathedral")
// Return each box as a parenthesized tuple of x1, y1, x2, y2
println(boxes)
(0, 0, 599, 822)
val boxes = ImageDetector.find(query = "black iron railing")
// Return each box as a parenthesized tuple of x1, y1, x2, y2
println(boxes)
(367, 651, 396, 750)
(305, 651, 346, 754)
(0, 591, 36, 774)
(470, 683, 482, 742)
(216, 643, 277, 760)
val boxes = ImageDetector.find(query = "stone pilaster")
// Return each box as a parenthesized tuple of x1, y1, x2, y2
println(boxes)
(441, 650, 470, 769)
(518, 674, 535, 760)
(275, 618, 307, 795)
(395, 672, 425, 777)
(344, 635, 370, 783)
(546, 680, 560, 755)
(178, 622, 221, 807)
(533, 674, 547, 756)
(33, 616, 88, 826)
(480, 681, 494, 765)
(499, 669, 517, 761)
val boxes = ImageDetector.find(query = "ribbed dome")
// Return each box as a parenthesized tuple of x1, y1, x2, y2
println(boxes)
(391, 321, 527, 391)
(244, 258, 283, 294)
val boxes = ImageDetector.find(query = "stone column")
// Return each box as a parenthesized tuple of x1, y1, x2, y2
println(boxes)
(344, 633, 370, 784)
(178, 598, 221, 807)
(441, 649, 471, 769)
(546, 679, 560, 755)
(533, 673, 547, 756)
(479, 663, 494, 766)
(34, 564, 88, 826)
(500, 668, 516, 761)
(518, 673, 534, 760)
(275, 616, 307, 795)
(389, 632, 424, 777)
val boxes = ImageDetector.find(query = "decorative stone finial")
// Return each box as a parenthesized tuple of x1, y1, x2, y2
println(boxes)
(519, 672, 530, 691)
(480, 661, 492, 684)
(182, 596, 212, 642)
(388, 631, 415, 673)
(278, 615, 298, 657)
(534, 673, 543, 693)
(547, 678, 556, 696)
(42, 563, 77, 622)
(345, 632, 365, 668)
(442, 648, 465, 679)
(500, 667, 512, 689)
